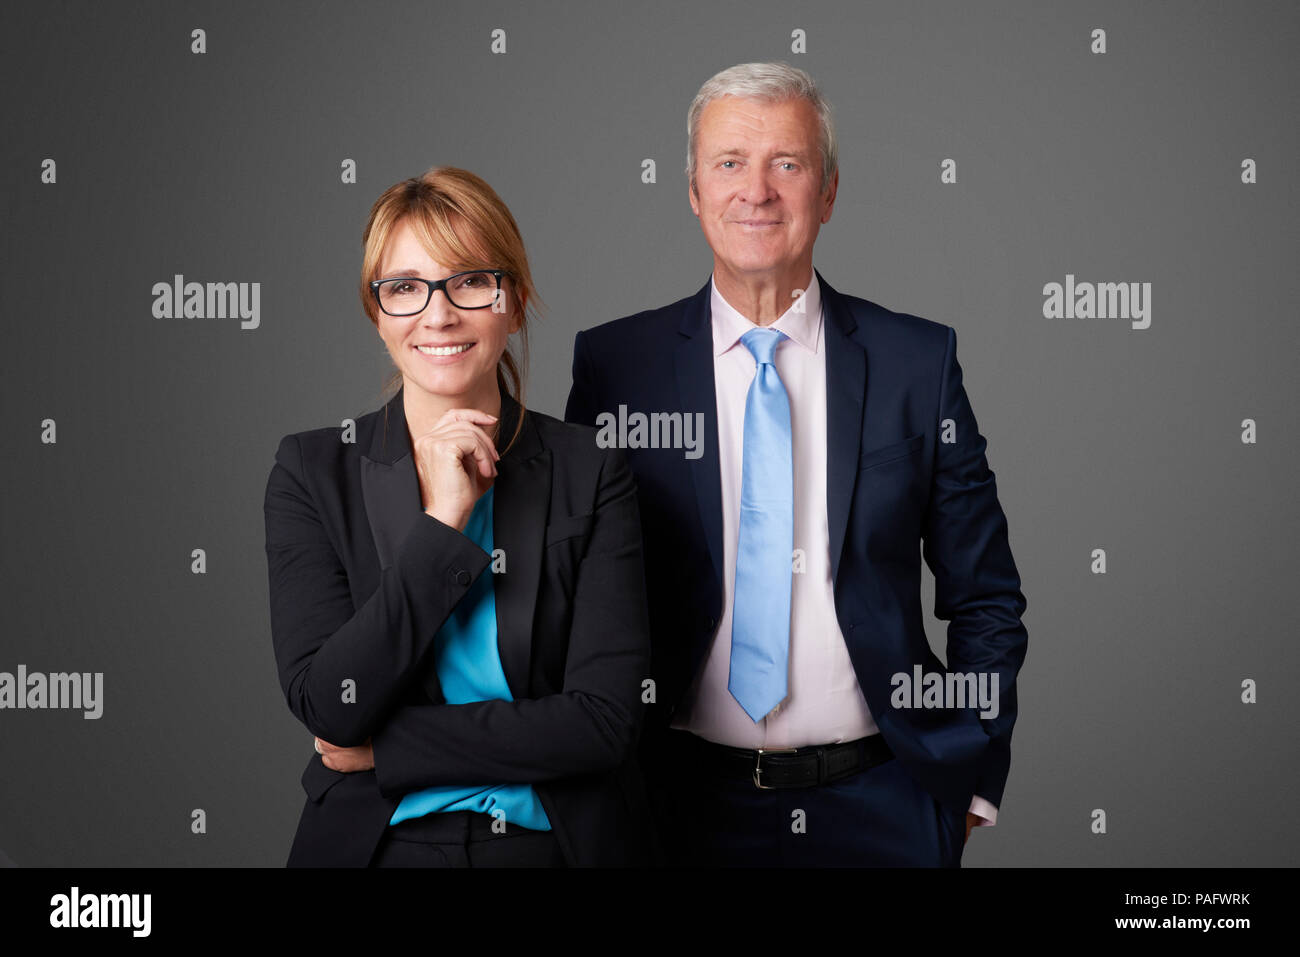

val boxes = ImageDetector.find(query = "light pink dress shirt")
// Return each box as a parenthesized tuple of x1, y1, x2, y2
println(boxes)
(669, 271, 997, 827)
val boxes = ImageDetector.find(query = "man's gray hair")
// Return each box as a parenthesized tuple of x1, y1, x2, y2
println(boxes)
(686, 61, 837, 193)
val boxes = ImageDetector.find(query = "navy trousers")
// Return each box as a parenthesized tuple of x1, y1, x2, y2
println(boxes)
(654, 732, 966, 867)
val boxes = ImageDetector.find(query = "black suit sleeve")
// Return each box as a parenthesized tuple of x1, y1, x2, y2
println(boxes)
(920, 327, 1029, 810)
(263, 433, 492, 747)
(368, 447, 652, 796)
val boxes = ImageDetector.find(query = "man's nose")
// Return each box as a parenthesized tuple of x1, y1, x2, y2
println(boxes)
(737, 165, 776, 204)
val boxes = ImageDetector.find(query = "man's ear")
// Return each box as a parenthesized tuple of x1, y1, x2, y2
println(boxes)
(688, 177, 700, 217)
(820, 168, 839, 224)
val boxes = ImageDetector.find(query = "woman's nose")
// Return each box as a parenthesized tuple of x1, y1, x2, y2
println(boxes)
(420, 288, 460, 325)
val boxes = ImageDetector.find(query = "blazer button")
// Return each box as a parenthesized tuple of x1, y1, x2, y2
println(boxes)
(452, 569, 471, 585)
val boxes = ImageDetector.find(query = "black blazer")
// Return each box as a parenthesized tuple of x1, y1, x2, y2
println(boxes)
(263, 387, 655, 866)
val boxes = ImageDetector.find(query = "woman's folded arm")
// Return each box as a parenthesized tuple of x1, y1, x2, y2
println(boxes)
(264, 432, 491, 747)
(369, 446, 652, 795)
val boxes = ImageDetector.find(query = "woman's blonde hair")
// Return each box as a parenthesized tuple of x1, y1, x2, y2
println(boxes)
(360, 166, 539, 453)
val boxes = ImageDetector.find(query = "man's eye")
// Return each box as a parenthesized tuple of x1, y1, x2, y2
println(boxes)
(721, 160, 736, 169)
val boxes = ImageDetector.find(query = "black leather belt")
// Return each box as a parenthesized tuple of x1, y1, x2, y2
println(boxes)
(669, 730, 893, 789)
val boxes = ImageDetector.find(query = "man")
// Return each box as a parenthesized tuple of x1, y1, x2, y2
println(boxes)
(565, 62, 1028, 866)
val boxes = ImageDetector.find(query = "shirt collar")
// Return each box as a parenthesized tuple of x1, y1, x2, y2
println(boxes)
(710, 269, 823, 357)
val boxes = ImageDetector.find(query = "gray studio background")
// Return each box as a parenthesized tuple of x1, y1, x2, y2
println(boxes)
(2, 0, 1296, 867)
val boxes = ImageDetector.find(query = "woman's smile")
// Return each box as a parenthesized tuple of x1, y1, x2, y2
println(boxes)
(413, 341, 476, 362)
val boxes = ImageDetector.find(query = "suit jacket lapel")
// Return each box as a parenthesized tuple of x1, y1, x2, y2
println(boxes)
(359, 389, 420, 575)
(672, 272, 865, 590)
(359, 388, 445, 702)
(674, 279, 725, 598)
(359, 386, 549, 704)
(818, 270, 867, 584)
(490, 393, 549, 699)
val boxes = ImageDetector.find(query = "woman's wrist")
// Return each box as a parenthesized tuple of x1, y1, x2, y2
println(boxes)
(425, 505, 470, 532)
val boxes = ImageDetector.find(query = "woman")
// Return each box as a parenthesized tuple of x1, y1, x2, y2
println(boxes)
(263, 166, 654, 867)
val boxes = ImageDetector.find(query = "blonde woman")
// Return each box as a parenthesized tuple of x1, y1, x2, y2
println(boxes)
(264, 167, 654, 867)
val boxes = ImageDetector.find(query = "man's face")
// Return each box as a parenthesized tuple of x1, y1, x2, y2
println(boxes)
(689, 95, 837, 284)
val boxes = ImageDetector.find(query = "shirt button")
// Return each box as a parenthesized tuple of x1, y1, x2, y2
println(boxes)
(452, 569, 471, 585)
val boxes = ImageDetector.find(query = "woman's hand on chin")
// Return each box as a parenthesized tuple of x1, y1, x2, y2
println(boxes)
(414, 408, 500, 531)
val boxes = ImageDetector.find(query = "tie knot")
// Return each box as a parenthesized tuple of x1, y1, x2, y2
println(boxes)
(741, 327, 785, 366)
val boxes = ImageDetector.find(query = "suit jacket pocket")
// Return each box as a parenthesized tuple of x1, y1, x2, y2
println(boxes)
(545, 511, 595, 548)
(301, 752, 346, 803)
(857, 432, 924, 471)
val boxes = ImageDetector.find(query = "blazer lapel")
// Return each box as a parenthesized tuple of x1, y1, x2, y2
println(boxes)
(672, 271, 865, 587)
(359, 386, 549, 704)
(818, 270, 868, 584)
(359, 389, 421, 574)
(674, 278, 725, 597)
(490, 393, 549, 699)
(358, 388, 447, 702)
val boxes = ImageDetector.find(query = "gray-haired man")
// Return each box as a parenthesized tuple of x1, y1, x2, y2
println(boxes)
(567, 62, 1027, 866)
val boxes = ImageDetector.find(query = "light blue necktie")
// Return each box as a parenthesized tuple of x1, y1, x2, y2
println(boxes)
(728, 327, 793, 722)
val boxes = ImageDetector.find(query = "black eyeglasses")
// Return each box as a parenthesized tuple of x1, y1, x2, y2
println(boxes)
(369, 270, 507, 316)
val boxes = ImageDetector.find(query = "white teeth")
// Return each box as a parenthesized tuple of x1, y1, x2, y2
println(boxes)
(416, 344, 472, 356)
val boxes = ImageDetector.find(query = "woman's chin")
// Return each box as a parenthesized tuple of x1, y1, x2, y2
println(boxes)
(404, 370, 495, 403)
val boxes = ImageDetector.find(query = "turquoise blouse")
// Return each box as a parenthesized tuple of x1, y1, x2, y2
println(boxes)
(388, 486, 551, 830)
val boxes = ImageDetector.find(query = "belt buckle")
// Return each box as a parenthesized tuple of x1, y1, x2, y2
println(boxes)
(752, 747, 798, 789)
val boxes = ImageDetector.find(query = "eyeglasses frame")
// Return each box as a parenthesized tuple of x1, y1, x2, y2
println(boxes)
(369, 269, 508, 316)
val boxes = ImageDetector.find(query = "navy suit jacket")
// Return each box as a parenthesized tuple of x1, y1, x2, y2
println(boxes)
(565, 270, 1029, 816)
(264, 389, 655, 866)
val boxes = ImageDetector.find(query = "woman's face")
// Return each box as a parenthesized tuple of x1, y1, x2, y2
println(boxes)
(374, 217, 519, 410)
